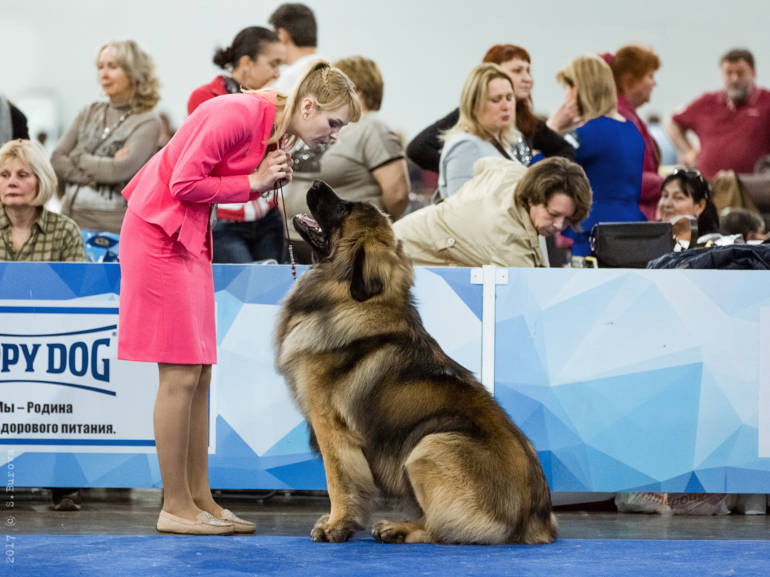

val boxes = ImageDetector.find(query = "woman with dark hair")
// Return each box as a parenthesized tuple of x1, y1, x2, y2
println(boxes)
(658, 168, 720, 243)
(187, 26, 285, 114)
(406, 44, 574, 173)
(188, 27, 286, 263)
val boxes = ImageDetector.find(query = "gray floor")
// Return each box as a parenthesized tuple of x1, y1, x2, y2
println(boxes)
(7, 488, 770, 540)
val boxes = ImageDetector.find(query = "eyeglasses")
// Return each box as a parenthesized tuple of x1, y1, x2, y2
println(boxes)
(670, 167, 710, 200)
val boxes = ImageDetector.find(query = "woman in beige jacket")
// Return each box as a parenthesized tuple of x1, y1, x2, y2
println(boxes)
(393, 156, 592, 267)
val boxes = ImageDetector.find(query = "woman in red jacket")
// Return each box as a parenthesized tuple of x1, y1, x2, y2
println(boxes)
(187, 27, 288, 264)
(118, 60, 360, 535)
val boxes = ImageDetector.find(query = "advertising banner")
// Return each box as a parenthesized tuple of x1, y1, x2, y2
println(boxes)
(0, 300, 156, 451)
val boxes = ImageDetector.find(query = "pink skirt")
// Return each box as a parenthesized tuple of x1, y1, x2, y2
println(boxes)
(118, 208, 217, 364)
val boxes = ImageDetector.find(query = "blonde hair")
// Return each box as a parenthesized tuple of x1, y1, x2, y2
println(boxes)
(334, 55, 384, 111)
(267, 59, 362, 147)
(447, 63, 519, 148)
(556, 54, 617, 121)
(97, 40, 160, 114)
(0, 139, 58, 207)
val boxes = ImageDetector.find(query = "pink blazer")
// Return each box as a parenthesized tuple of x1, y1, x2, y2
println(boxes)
(122, 92, 277, 256)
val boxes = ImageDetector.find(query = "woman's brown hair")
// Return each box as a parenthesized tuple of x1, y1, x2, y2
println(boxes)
(610, 45, 661, 93)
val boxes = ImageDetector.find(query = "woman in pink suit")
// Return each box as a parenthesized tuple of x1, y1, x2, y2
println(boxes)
(118, 60, 360, 535)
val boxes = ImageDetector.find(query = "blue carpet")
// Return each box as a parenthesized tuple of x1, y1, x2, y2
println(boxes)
(5, 535, 768, 576)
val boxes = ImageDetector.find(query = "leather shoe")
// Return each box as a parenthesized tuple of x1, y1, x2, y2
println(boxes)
(218, 509, 256, 533)
(156, 510, 234, 535)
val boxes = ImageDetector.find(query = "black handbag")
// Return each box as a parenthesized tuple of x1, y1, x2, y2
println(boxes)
(590, 222, 675, 268)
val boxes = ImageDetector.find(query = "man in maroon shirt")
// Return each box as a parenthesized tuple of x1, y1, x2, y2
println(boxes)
(666, 48, 770, 179)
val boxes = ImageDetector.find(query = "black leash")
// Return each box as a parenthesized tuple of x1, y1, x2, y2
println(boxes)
(274, 177, 296, 281)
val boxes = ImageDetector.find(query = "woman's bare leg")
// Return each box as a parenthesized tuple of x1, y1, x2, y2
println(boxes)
(186, 364, 225, 516)
(155, 363, 204, 520)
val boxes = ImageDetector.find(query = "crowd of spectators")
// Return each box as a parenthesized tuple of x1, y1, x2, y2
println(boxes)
(3, 7, 769, 268)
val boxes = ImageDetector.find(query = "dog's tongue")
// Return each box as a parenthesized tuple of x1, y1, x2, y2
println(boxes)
(296, 214, 322, 234)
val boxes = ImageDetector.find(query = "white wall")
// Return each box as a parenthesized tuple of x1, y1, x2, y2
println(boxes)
(2, 0, 769, 143)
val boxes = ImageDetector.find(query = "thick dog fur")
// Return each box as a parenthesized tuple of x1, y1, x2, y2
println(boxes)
(274, 180, 557, 545)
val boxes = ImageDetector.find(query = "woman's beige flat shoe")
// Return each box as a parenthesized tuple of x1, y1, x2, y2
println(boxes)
(156, 510, 234, 535)
(218, 509, 256, 533)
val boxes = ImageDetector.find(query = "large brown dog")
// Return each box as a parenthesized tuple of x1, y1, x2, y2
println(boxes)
(274, 180, 556, 545)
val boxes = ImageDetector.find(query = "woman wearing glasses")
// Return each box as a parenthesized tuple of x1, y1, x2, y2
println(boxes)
(554, 54, 645, 257)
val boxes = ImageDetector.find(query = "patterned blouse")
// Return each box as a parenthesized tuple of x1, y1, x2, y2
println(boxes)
(0, 207, 86, 261)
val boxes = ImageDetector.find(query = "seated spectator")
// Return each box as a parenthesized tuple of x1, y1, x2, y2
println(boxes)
(606, 45, 663, 221)
(393, 156, 592, 267)
(436, 63, 524, 199)
(554, 54, 645, 257)
(0, 139, 85, 262)
(51, 39, 162, 234)
(658, 168, 720, 246)
(0, 96, 29, 145)
(710, 154, 770, 231)
(188, 26, 287, 263)
(407, 44, 574, 174)
(0, 138, 86, 510)
(719, 207, 768, 242)
(283, 55, 409, 262)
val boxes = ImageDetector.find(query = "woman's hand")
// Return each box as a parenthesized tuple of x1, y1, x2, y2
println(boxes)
(547, 89, 582, 135)
(248, 149, 293, 193)
(114, 147, 130, 161)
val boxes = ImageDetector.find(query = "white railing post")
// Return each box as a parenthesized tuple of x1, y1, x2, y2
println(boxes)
(470, 265, 509, 394)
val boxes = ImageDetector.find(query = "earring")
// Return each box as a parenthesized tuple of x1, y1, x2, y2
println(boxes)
(303, 112, 309, 119)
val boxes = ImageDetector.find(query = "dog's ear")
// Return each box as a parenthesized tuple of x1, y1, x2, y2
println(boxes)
(350, 244, 384, 302)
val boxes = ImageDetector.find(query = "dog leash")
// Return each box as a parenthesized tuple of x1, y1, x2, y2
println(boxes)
(263, 137, 296, 281)
(274, 177, 296, 281)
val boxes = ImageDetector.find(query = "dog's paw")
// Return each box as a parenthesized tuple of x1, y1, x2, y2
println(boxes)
(371, 520, 407, 544)
(372, 520, 429, 544)
(310, 514, 356, 543)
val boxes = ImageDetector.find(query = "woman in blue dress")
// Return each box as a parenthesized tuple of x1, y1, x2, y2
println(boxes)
(555, 54, 645, 256)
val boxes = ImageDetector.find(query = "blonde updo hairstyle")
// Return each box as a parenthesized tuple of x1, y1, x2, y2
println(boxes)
(268, 59, 362, 148)
(0, 139, 58, 207)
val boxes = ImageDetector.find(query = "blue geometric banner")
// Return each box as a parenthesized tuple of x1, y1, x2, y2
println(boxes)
(494, 269, 770, 493)
(1, 263, 768, 493)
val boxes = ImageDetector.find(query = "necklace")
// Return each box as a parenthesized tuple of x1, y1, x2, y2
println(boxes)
(101, 109, 132, 140)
